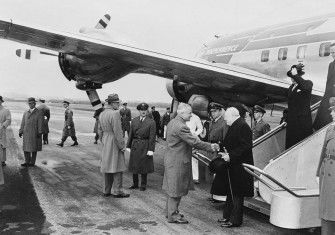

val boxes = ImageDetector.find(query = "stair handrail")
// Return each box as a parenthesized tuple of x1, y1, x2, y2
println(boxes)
(243, 163, 319, 198)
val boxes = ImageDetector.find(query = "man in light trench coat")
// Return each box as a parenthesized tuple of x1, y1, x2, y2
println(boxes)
(162, 103, 219, 224)
(0, 96, 11, 167)
(19, 97, 43, 167)
(98, 94, 129, 198)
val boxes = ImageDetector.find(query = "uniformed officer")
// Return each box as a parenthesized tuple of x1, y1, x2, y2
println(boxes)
(56, 100, 78, 147)
(252, 105, 270, 140)
(127, 103, 156, 191)
(316, 97, 335, 235)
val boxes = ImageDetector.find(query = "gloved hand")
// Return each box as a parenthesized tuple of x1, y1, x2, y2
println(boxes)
(147, 151, 154, 156)
(19, 133, 23, 138)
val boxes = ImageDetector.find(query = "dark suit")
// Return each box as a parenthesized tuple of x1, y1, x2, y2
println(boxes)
(127, 116, 156, 187)
(120, 107, 131, 135)
(152, 110, 161, 137)
(221, 117, 254, 226)
(314, 61, 335, 130)
(286, 72, 313, 149)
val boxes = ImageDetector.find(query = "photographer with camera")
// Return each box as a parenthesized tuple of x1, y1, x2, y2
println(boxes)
(286, 63, 313, 149)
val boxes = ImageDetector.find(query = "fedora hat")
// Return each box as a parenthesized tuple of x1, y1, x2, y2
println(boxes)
(105, 94, 120, 103)
(28, 97, 36, 103)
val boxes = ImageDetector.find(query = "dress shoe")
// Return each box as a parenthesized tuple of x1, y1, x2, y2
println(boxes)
(21, 163, 29, 167)
(2, 162, 6, 166)
(220, 221, 239, 228)
(113, 193, 130, 198)
(140, 187, 146, 191)
(103, 193, 112, 197)
(217, 218, 229, 223)
(168, 217, 189, 224)
(71, 141, 78, 146)
(129, 185, 139, 189)
(56, 143, 63, 147)
(94, 141, 98, 144)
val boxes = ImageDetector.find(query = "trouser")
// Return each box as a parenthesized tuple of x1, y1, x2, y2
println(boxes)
(321, 219, 335, 235)
(222, 193, 244, 226)
(61, 135, 77, 143)
(132, 174, 147, 187)
(192, 157, 199, 181)
(103, 172, 123, 194)
(94, 133, 99, 142)
(0, 147, 6, 162)
(166, 195, 182, 220)
(43, 134, 48, 144)
(24, 151, 37, 165)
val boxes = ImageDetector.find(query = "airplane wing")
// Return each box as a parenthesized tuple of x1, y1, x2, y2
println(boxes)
(0, 18, 323, 105)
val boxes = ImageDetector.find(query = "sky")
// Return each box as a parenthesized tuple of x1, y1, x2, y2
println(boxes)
(1, 0, 335, 103)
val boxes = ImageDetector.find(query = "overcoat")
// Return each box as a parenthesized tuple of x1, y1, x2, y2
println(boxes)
(286, 72, 313, 149)
(219, 117, 254, 197)
(98, 106, 126, 173)
(19, 109, 43, 152)
(0, 106, 11, 149)
(316, 124, 335, 221)
(37, 103, 50, 134)
(62, 108, 76, 137)
(152, 110, 161, 135)
(120, 107, 131, 133)
(127, 116, 156, 174)
(314, 61, 335, 130)
(162, 115, 213, 197)
(208, 115, 229, 195)
(252, 119, 270, 140)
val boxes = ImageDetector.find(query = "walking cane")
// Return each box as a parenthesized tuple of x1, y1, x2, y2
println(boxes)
(223, 147, 234, 203)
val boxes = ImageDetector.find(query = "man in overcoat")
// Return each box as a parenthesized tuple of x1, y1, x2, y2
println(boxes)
(316, 97, 335, 234)
(314, 43, 335, 131)
(151, 106, 161, 137)
(162, 103, 219, 224)
(127, 102, 156, 191)
(98, 94, 129, 198)
(0, 96, 11, 167)
(37, 98, 50, 145)
(218, 107, 254, 228)
(252, 105, 270, 140)
(120, 102, 131, 137)
(19, 97, 43, 167)
(207, 102, 228, 202)
(286, 64, 313, 149)
(56, 100, 78, 147)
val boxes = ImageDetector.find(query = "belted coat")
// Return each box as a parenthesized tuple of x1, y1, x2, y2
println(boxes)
(62, 108, 76, 137)
(162, 115, 213, 197)
(0, 105, 11, 162)
(316, 124, 335, 221)
(127, 116, 156, 174)
(98, 106, 126, 173)
(37, 103, 50, 134)
(19, 109, 43, 152)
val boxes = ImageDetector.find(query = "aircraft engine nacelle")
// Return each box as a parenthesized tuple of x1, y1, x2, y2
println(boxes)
(58, 53, 77, 82)
(187, 94, 210, 119)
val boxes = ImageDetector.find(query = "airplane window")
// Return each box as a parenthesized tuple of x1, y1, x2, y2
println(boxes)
(278, 48, 288, 61)
(261, 50, 269, 62)
(296, 45, 307, 59)
(319, 42, 331, 57)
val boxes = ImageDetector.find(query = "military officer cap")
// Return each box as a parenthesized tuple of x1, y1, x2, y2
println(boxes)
(39, 98, 45, 102)
(0, 96, 3, 102)
(208, 102, 224, 111)
(253, 105, 266, 114)
(105, 93, 120, 103)
(329, 97, 335, 110)
(28, 97, 36, 103)
(63, 100, 70, 105)
(137, 103, 149, 111)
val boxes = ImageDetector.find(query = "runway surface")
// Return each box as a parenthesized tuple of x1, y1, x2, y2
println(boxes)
(0, 101, 319, 234)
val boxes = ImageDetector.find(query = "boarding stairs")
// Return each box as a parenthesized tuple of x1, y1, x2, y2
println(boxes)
(193, 101, 325, 229)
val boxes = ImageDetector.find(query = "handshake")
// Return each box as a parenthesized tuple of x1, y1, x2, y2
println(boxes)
(210, 143, 220, 152)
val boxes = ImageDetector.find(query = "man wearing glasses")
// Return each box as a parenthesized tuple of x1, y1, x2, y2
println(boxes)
(314, 43, 335, 130)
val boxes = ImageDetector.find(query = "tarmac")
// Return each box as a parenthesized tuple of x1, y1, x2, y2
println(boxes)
(0, 101, 320, 234)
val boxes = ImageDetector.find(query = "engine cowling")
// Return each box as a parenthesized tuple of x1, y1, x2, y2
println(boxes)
(187, 94, 210, 119)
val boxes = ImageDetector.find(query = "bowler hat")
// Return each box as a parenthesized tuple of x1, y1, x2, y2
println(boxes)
(329, 97, 335, 110)
(105, 94, 120, 103)
(63, 100, 70, 105)
(209, 102, 224, 111)
(254, 105, 266, 114)
(28, 97, 36, 103)
(0, 96, 3, 102)
(137, 103, 149, 111)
